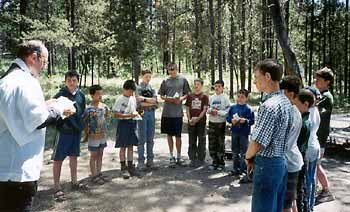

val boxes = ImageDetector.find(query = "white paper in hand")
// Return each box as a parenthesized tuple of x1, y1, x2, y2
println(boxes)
(232, 113, 240, 121)
(51, 96, 76, 119)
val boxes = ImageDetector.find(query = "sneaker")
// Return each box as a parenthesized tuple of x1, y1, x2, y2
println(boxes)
(169, 157, 176, 168)
(216, 164, 225, 171)
(229, 170, 240, 176)
(189, 160, 197, 167)
(137, 162, 146, 171)
(239, 175, 252, 184)
(128, 164, 141, 177)
(208, 164, 218, 171)
(176, 158, 184, 166)
(121, 169, 130, 179)
(315, 190, 335, 205)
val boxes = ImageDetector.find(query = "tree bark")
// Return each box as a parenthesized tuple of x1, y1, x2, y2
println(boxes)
(217, 0, 223, 81)
(346, 0, 349, 100)
(308, 0, 315, 86)
(208, 0, 215, 85)
(229, 0, 235, 98)
(267, 0, 302, 79)
(240, 0, 246, 89)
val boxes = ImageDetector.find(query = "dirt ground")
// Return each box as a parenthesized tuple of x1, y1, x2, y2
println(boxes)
(32, 113, 350, 212)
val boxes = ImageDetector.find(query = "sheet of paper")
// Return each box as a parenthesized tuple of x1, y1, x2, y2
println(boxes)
(50, 96, 76, 119)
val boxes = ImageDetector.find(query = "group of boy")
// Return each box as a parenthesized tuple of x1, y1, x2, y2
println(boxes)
(245, 59, 334, 212)
(0, 40, 336, 212)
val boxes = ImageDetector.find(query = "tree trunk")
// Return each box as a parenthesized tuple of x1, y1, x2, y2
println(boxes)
(193, 0, 203, 78)
(323, 0, 327, 66)
(346, 0, 349, 100)
(308, 0, 315, 86)
(19, 0, 27, 34)
(208, 0, 215, 85)
(172, 0, 177, 63)
(261, 0, 267, 59)
(229, 0, 235, 98)
(130, 0, 141, 83)
(240, 0, 246, 89)
(304, 10, 308, 81)
(248, 0, 253, 92)
(217, 0, 223, 81)
(267, 0, 302, 79)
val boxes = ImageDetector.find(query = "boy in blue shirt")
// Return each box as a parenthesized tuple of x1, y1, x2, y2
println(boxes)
(52, 71, 86, 201)
(226, 89, 254, 176)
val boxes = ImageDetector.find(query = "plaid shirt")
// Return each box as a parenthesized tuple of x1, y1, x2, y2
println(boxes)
(251, 91, 293, 158)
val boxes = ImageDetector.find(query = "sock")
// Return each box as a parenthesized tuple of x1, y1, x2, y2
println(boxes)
(120, 161, 126, 170)
(169, 152, 174, 158)
(177, 152, 181, 160)
(127, 160, 133, 168)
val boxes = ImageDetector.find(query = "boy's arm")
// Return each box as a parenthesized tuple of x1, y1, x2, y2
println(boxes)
(197, 105, 208, 121)
(247, 108, 255, 126)
(114, 112, 137, 119)
(218, 96, 230, 117)
(226, 107, 233, 123)
(186, 106, 191, 121)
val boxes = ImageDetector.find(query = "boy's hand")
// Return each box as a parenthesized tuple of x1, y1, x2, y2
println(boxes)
(63, 108, 75, 118)
(131, 112, 138, 118)
(210, 109, 218, 116)
(232, 119, 239, 125)
(245, 159, 254, 178)
(239, 118, 246, 124)
(173, 97, 181, 105)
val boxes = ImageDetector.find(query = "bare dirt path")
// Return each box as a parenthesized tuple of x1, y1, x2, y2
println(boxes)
(32, 112, 350, 212)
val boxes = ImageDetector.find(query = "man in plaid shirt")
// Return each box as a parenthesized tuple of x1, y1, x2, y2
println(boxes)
(245, 59, 293, 212)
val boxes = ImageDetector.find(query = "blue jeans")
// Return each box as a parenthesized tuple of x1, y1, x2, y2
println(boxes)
(306, 160, 317, 211)
(137, 110, 155, 162)
(231, 133, 248, 173)
(252, 156, 288, 212)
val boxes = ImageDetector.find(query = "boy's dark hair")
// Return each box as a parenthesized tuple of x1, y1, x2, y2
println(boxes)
(297, 89, 315, 108)
(123, 80, 136, 91)
(194, 78, 204, 85)
(141, 69, 152, 75)
(315, 67, 334, 86)
(166, 63, 177, 71)
(89, 85, 103, 95)
(238, 88, 249, 98)
(17, 40, 45, 60)
(305, 86, 320, 100)
(255, 59, 282, 82)
(280, 75, 301, 95)
(65, 71, 80, 81)
(214, 80, 224, 87)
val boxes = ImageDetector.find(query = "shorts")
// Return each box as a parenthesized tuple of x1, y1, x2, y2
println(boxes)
(283, 171, 299, 209)
(160, 117, 183, 137)
(88, 138, 107, 151)
(52, 132, 81, 161)
(115, 119, 138, 148)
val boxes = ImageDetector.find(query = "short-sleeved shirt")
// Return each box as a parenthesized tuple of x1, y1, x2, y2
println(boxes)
(158, 75, 191, 117)
(305, 106, 321, 161)
(317, 90, 333, 144)
(286, 105, 303, 172)
(112, 95, 137, 119)
(251, 91, 293, 158)
(0, 59, 49, 182)
(136, 82, 157, 110)
(84, 103, 108, 140)
(185, 92, 209, 123)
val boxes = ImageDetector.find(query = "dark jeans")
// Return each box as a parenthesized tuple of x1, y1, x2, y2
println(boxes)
(0, 181, 37, 212)
(231, 134, 248, 173)
(188, 121, 206, 161)
(297, 164, 309, 212)
(252, 156, 288, 212)
(208, 122, 226, 165)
